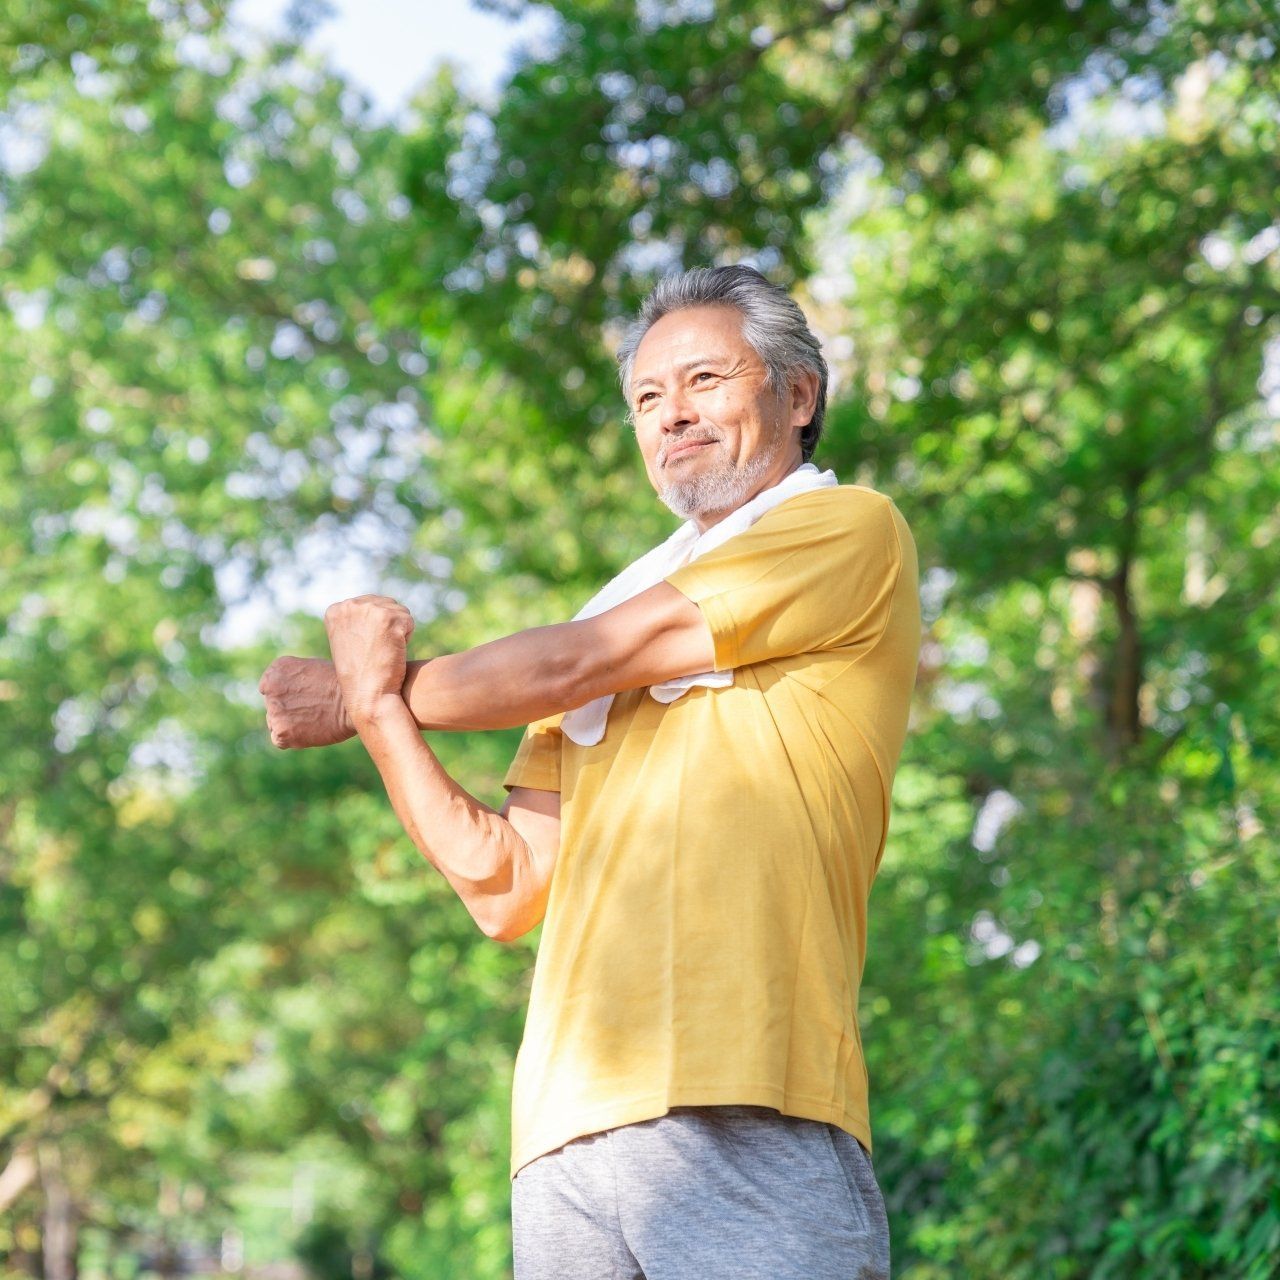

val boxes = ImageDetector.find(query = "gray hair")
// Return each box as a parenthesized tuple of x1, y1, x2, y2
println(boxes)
(615, 265, 829, 463)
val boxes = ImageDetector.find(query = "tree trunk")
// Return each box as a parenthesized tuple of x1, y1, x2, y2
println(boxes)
(1103, 470, 1146, 758)
(1105, 553, 1144, 756)
(38, 1141, 79, 1280)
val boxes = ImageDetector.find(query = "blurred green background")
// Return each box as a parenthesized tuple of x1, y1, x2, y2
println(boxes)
(1, 1, 1277, 1276)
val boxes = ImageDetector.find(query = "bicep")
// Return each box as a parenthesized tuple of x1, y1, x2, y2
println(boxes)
(497, 785, 562, 938)
(572, 581, 716, 695)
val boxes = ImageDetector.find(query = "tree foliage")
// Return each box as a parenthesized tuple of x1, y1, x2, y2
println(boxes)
(2, 1, 1277, 1276)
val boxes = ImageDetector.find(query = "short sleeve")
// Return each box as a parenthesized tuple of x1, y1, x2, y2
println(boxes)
(663, 487, 907, 671)
(502, 713, 564, 793)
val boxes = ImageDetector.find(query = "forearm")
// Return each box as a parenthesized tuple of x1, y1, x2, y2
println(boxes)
(267, 620, 593, 746)
(352, 694, 538, 938)
(401, 620, 597, 732)
(378, 579, 707, 735)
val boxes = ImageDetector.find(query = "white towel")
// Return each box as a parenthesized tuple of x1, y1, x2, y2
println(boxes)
(560, 462, 839, 746)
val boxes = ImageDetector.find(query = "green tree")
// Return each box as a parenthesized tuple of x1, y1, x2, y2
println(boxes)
(3, 0, 1277, 1276)
(1, 5, 527, 1273)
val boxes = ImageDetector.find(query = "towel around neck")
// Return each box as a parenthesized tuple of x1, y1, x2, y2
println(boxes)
(559, 462, 839, 747)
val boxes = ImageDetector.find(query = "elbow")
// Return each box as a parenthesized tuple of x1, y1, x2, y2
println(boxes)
(479, 904, 512, 943)
(552, 621, 619, 708)
(482, 898, 543, 944)
(469, 891, 519, 944)
(484, 915, 528, 945)
(472, 891, 523, 943)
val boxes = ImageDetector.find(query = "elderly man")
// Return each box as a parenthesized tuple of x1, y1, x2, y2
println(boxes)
(260, 265, 919, 1279)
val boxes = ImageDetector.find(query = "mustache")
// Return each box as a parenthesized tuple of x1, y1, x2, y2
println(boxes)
(659, 433, 721, 466)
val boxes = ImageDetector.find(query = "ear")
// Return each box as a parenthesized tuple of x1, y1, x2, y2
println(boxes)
(788, 368, 820, 428)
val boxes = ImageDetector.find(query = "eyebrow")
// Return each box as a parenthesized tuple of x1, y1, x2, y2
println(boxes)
(633, 358, 725, 393)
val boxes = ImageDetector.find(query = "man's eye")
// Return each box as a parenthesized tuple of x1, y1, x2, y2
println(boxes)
(694, 371, 715, 383)
(638, 392, 655, 407)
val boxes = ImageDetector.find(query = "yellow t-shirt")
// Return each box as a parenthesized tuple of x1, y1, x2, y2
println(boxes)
(501, 484, 921, 1181)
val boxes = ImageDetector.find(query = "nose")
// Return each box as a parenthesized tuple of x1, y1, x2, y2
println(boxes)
(659, 386, 697, 434)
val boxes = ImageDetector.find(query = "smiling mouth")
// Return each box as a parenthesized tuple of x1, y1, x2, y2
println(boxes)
(663, 439, 717, 466)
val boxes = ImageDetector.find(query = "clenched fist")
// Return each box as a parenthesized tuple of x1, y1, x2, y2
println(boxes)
(323, 594, 415, 727)
(259, 656, 354, 750)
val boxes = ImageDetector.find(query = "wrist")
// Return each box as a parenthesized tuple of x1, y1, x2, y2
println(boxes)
(334, 676, 357, 738)
(348, 690, 411, 734)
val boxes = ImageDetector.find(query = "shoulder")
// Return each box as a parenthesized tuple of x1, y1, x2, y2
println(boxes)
(786, 483, 896, 512)
(761, 483, 907, 538)
(753, 485, 915, 580)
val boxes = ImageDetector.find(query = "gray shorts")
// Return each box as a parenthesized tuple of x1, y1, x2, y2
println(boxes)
(511, 1104, 890, 1279)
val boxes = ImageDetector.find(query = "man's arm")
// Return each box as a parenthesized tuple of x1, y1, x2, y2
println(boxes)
(358, 700, 560, 940)
(261, 581, 714, 746)
(494, 786, 561, 942)
(401, 581, 714, 730)
(320, 596, 562, 941)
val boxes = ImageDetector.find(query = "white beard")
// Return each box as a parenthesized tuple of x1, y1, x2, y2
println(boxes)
(658, 432, 787, 522)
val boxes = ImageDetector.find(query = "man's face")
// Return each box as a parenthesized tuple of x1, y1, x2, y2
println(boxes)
(629, 305, 808, 530)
